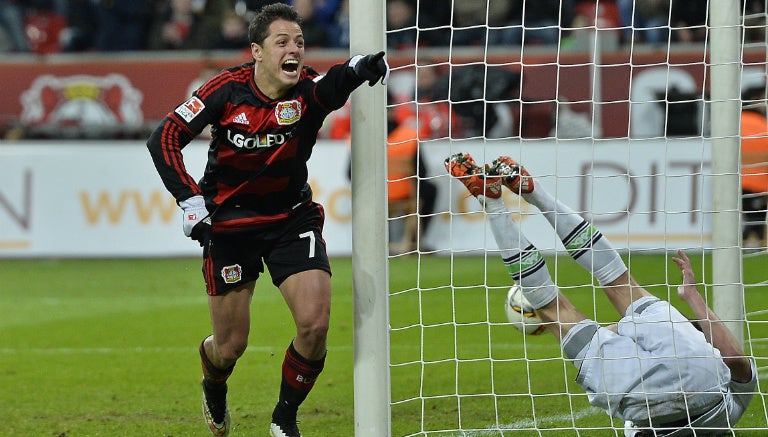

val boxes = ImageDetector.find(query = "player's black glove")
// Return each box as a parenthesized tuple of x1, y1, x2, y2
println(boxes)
(180, 195, 211, 247)
(190, 218, 212, 248)
(350, 51, 390, 86)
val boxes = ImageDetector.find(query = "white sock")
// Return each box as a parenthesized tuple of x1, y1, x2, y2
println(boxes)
(522, 187, 627, 286)
(483, 197, 557, 309)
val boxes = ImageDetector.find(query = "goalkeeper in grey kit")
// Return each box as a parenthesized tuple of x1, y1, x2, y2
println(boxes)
(146, 4, 388, 437)
(445, 153, 756, 436)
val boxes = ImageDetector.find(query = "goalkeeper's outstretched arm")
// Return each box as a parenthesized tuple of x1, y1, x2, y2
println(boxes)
(672, 250, 753, 383)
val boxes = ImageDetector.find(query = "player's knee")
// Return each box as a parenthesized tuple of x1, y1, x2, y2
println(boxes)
(217, 337, 249, 362)
(296, 318, 329, 345)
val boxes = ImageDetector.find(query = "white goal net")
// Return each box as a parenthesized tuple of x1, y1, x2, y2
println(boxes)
(351, 0, 768, 436)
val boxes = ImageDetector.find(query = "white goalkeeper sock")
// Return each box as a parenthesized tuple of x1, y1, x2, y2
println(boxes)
(522, 186, 626, 286)
(484, 197, 557, 309)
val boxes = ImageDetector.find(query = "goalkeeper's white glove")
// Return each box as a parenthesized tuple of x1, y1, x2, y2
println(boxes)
(179, 195, 211, 245)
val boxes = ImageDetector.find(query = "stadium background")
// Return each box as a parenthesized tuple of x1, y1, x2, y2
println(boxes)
(3, 48, 765, 257)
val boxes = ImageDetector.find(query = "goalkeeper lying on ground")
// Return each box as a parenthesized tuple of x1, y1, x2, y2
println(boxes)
(445, 153, 756, 436)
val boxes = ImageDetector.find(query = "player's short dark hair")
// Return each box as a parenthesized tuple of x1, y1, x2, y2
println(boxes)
(248, 3, 302, 45)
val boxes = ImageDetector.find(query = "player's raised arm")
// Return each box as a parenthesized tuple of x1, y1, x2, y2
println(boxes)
(672, 250, 753, 382)
(312, 51, 389, 111)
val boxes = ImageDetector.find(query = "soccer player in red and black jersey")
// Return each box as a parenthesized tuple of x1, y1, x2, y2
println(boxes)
(146, 4, 388, 437)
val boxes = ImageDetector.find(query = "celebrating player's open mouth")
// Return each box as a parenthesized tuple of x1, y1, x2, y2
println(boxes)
(282, 59, 300, 77)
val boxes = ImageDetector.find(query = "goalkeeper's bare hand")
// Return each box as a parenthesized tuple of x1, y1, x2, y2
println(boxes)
(350, 51, 390, 86)
(672, 250, 700, 302)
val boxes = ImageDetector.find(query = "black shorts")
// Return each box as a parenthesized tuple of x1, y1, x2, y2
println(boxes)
(201, 202, 331, 296)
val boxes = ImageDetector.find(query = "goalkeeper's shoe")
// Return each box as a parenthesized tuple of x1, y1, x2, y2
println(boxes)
(202, 379, 231, 437)
(444, 152, 502, 199)
(487, 156, 534, 194)
(270, 420, 302, 437)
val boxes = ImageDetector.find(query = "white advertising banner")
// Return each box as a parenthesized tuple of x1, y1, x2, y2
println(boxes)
(0, 139, 711, 258)
(420, 139, 712, 254)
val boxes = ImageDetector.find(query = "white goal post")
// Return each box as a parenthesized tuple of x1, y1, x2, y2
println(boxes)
(349, 0, 760, 435)
(709, 0, 746, 342)
(349, 1, 390, 437)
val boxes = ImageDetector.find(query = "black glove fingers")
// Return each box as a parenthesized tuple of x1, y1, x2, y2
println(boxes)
(369, 51, 385, 64)
(353, 52, 388, 87)
(371, 52, 388, 86)
(190, 221, 212, 246)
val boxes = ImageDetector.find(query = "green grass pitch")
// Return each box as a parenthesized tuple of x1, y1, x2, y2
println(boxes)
(1, 254, 766, 436)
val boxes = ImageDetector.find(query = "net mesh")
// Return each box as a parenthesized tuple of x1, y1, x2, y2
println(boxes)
(383, 1, 768, 435)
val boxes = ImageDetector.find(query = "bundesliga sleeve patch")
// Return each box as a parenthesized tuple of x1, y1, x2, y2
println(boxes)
(175, 96, 205, 123)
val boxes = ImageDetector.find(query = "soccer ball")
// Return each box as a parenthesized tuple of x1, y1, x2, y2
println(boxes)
(505, 285, 545, 335)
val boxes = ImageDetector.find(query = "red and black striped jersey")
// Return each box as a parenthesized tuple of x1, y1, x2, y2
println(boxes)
(147, 60, 365, 231)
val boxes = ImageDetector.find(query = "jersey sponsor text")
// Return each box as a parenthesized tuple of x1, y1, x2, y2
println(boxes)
(226, 129, 287, 150)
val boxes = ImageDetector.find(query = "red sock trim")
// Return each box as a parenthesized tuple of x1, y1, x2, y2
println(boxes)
(281, 343, 325, 391)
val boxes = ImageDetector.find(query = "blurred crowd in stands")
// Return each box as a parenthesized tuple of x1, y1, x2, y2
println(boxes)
(1, 0, 767, 142)
(0, 0, 346, 53)
(3, 0, 766, 54)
